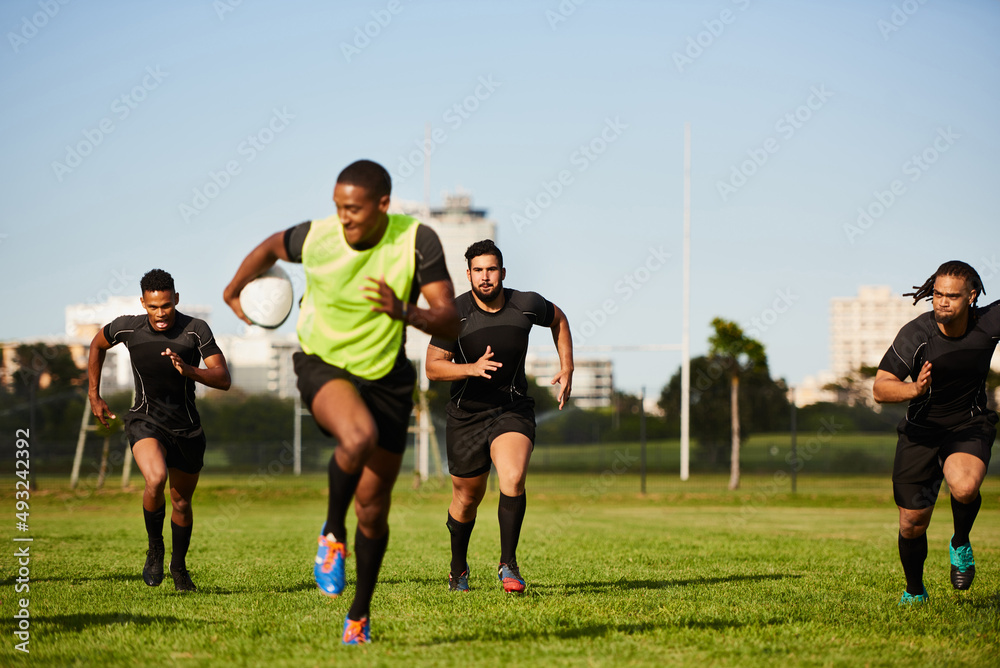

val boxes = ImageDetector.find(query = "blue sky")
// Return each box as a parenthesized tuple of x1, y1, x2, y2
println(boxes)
(2, 0, 998, 394)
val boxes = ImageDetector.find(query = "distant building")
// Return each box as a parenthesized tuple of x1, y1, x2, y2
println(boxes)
(830, 285, 928, 380)
(393, 192, 497, 364)
(216, 330, 299, 398)
(796, 284, 1000, 407)
(524, 354, 613, 409)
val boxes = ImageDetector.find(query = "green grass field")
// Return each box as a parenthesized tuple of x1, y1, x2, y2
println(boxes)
(4, 474, 999, 667)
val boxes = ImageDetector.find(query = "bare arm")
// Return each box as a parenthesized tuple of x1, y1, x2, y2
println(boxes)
(367, 277, 460, 340)
(87, 330, 116, 427)
(160, 350, 232, 391)
(872, 363, 931, 404)
(425, 343, 502, 382)
(548, 303, 574, 410)
(223, 231, 290, 325)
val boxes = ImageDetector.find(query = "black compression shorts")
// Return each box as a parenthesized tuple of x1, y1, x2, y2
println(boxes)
(125, 418, 207, 475)
(445, 398, 535, 478)
(892, 412, 997, 509)
(293, 351, 416, 455)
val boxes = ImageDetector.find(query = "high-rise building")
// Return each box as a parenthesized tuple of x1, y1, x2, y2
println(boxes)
(830, 285, 928, 379)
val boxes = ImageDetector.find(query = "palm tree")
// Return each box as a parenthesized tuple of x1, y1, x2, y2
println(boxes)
(708, 318, 766, 490)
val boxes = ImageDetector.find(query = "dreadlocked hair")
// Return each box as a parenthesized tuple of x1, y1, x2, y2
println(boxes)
(903, 260, 985, 306)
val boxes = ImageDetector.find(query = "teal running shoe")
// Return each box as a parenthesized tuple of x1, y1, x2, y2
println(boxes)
(898, 586, 929, 605)
(342, 615, 371, 645)
(950, 536, 975, 590)
(314, 531, 347, 597)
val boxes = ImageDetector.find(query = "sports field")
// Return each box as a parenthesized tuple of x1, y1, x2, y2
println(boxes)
(5, 474, 999, 667)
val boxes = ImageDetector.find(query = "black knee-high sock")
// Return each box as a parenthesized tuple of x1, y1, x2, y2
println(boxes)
(170, 521, 193, 570)
(347, 528, 389, 621)
(324, 455, 362, 543)
(952, 492, 982, 547)
(446, 514, 475, 575)
(898, 532, 927, 596)
(498, 492, 526, 566)
(143, 504, 165, 547)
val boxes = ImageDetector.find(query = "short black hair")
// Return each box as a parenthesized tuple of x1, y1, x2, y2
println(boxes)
(904, 260, 986, 307)
(336, 159, 392, 200)
(140, 269, 175, 294)
(465, 239, 503, 269)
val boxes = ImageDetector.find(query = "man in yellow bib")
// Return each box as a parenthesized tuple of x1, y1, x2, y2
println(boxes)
(224, 160, 459, 645)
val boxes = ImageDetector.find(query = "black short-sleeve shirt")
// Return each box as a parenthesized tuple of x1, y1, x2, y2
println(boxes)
(878, 299, 1000, 429)
(283, 221, 450, 303)
(103, 312, 223, 435)
(430, 288, 555, 412)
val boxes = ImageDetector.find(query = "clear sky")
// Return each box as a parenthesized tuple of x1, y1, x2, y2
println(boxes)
(2, 0, 998, 395)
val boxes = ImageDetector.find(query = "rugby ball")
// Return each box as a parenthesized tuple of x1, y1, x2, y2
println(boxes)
(241, 265, 294, 329)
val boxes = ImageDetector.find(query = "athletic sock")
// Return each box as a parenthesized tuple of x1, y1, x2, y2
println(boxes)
(324, 455, 362, 543)
(951, 492, 982, 547)
(143, 504, 166, 547)
(347, 527, 389, 621)
(898, 532, 927, 596)
(446, 513, 475, 575)
(170, 520, 193, 571)
(498, 492, 526, 566)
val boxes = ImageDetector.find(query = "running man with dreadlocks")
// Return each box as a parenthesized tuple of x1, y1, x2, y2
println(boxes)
(874, 260, 999, 604)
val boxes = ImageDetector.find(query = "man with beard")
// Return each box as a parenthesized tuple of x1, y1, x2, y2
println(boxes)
(873, 260, 999, 604)
(426, 239, 574, 593)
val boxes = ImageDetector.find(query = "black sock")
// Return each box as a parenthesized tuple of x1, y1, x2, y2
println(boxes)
(498, 492, 526, 566)
(446, 514, 475, 575)
(952, 493, 982, 547)
(898, 532, 927, 596)
(143, 504, 165, 547)
(347, 527, 388, 621)
(170, 521, 193, 571)
(324, 455, 362, 543)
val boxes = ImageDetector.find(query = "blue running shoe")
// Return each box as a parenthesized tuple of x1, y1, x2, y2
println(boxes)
(449, 565, 470, 592)
(498, 562, 525, 593)
(314, 532, 347, 597)
(898, 586, 928, 605)
(950, 536, 975, 590)
(342, 615, 370, 645)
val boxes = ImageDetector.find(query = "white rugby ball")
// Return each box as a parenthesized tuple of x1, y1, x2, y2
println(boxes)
(241, 265, 294, 329)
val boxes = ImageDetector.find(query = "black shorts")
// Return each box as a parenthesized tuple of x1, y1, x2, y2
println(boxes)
(892, 412, 997, 509)
(293, 351, 416, 455)
(446, 398, 535, 478)
(124, 418, 207, 475)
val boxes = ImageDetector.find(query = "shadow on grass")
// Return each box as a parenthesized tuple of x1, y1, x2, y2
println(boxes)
(35, 613, 193, 630)
(537, 573, 801, 594)
(954, 593, 1000, 611)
